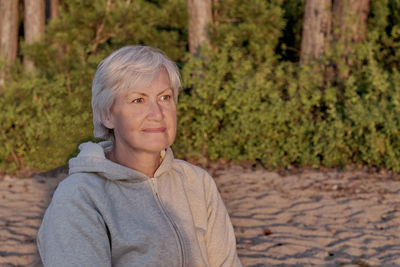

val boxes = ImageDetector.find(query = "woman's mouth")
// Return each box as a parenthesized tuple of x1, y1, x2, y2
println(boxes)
(143, 127, 166, 133)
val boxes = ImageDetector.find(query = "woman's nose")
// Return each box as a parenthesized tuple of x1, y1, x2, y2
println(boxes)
(147, 101, 163, 120)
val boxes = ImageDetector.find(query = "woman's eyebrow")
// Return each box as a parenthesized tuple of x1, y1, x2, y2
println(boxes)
(126, 88, 172, 97)
(157, 88, 173, 95)
(127, 91, 147, 97)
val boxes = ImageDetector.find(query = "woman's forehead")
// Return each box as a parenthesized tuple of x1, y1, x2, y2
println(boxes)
(120, 72, 172, 95)
(116, 66, 169, 88)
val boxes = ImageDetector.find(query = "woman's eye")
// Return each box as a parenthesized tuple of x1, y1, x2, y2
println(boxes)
(132, 98, 144, 103)
(160, 95, 171, 101)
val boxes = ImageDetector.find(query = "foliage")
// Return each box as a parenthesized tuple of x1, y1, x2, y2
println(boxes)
(2, 0, 400, 174)
(277, 0, 305, 61)
(369, 0, 400, 71)
(0, 71, 91, 173)
(176, 40, 400, 170)
(210, 0, 285, 66)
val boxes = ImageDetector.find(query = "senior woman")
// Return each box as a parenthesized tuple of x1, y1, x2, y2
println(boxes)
(37, 45, 242, 267)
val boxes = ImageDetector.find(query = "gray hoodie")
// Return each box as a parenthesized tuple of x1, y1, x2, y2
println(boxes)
(37, 141, 242, 267)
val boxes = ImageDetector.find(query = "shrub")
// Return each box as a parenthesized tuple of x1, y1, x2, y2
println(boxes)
(0, 72, 92, 173)
(176, 39, 400, 171)
(2, 0, 400, 175)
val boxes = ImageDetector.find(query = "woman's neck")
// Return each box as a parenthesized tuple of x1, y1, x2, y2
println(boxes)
(107, 144, 161, 178)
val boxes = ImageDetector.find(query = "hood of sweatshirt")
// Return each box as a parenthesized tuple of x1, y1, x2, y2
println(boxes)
(68, 141, 174, 182)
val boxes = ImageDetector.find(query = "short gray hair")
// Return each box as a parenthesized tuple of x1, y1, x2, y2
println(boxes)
(91, 45, 181, 141)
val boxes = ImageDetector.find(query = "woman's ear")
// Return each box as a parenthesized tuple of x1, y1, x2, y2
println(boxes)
(101, 113, 114, 129)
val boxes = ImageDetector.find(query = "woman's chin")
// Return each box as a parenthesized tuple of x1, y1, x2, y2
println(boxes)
(139, 142, 171, 154)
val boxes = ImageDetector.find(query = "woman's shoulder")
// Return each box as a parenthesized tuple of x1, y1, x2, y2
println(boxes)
(51, 172, 107, 203)
(173, 159, 210, 176)
(171, 158, 215, 185)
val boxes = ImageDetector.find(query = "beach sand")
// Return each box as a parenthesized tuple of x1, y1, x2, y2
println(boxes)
(1, 165, 400, 266)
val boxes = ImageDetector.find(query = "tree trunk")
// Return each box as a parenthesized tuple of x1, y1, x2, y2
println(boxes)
(24, 0, 45, 71)
(300, 0, 332, 62)
(188, 0, 212, 54)
(50, 0, 59, 18)
(332, 0, 370, 78)
(0, 0, 19, 86)
(332, 0, 370, 44)
(0, 0, 19, 65)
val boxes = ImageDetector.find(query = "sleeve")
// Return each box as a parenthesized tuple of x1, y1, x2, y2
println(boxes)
(203, 173, 243, 267)
(36, 179, 112, 267)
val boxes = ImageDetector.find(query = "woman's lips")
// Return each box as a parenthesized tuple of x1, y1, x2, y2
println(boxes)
(142, 127, 166, 133)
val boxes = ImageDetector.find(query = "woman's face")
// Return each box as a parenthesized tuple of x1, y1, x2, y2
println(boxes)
(104, 69, 177, 156)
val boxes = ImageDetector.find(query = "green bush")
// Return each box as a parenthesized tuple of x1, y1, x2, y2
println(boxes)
(2, 0, 400, 174)
(0, 72, 92, 173)
(175, 45, 400, 170)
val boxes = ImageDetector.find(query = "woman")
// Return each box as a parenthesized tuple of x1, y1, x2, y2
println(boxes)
(37, 45, 242, 267)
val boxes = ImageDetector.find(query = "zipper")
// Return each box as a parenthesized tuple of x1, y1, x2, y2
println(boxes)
(150, 178, 185, 267)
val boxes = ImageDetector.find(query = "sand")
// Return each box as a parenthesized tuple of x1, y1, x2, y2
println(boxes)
(1, 165, 400, 266)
